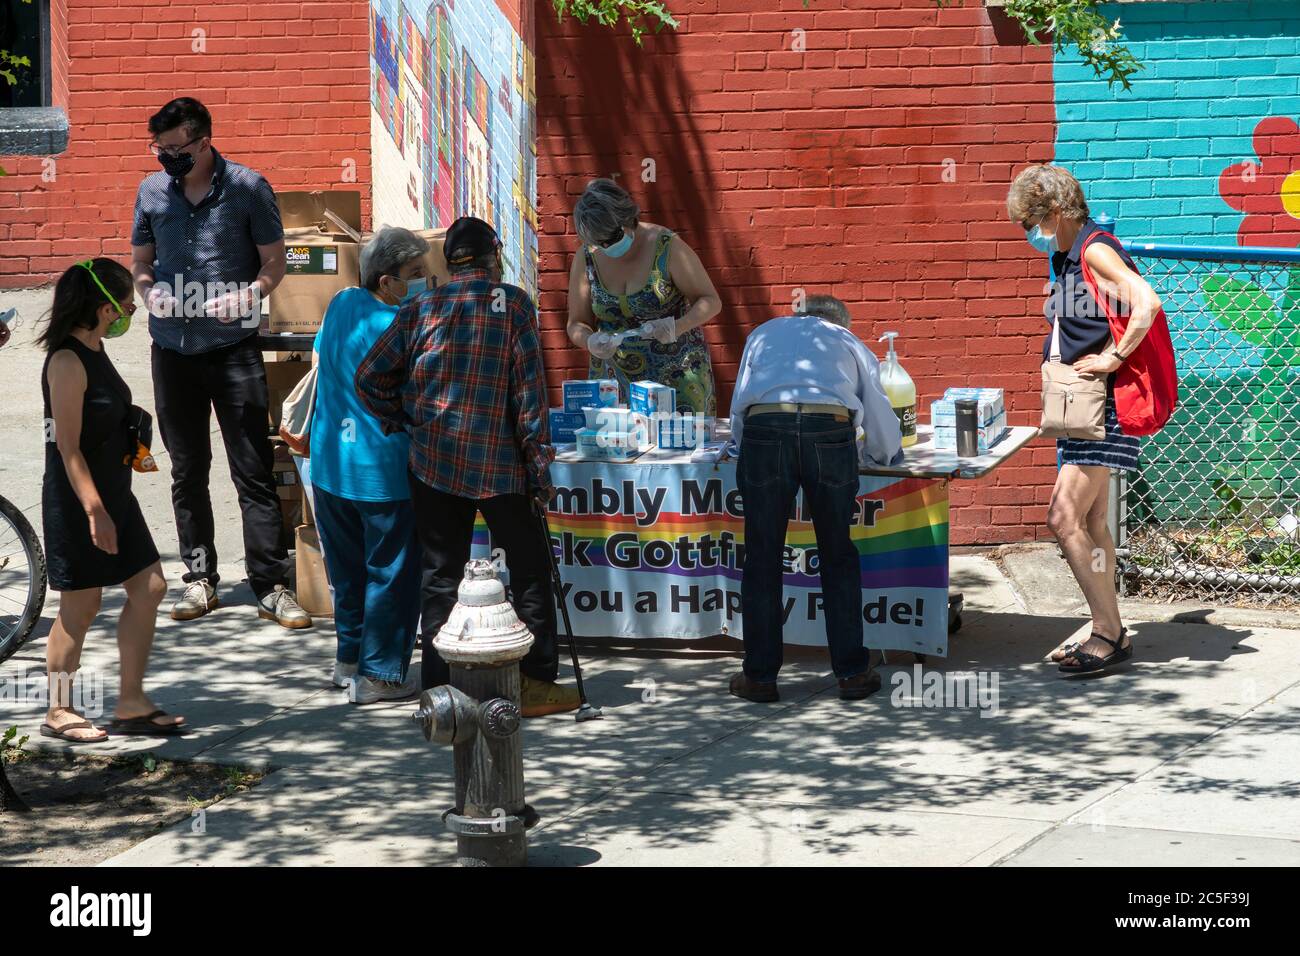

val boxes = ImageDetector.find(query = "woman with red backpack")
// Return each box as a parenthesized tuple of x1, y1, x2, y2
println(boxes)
(1007, 165, 1178, 677)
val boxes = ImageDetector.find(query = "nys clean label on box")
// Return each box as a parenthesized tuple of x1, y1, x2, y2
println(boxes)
(285, 245, 340, 275)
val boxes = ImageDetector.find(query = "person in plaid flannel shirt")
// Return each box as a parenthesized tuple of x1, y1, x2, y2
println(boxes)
(354, 217, 580, 718)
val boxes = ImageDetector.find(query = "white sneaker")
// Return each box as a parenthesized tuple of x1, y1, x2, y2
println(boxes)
(331, 661, 358, 689)
(346, 670, 419, 705)
(171, 580, 217, 621)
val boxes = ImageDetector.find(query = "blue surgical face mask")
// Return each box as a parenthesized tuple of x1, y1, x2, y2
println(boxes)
(1027, 222, 1057, 255)
(601, 230, 634, 259)
(399, 277, 427, 303)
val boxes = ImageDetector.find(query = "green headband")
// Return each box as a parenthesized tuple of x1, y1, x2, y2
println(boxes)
(76, 259, 128, 319)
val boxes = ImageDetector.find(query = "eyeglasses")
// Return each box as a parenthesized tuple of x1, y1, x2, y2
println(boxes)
(598, 227, 626, 248)
(76, 260, 131, 320)
(148, 135, 203, 158)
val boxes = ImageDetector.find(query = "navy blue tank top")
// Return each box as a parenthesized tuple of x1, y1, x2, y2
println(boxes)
(1043, 218, 1136, 365)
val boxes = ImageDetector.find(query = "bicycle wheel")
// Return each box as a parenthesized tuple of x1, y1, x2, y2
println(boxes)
(0, 495, 46, 664)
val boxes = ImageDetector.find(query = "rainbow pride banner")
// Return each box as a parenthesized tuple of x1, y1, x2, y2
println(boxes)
(472, 460, 952, 656)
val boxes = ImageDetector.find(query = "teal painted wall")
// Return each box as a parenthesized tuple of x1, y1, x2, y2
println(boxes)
(1054, 0, 1300, 247)
(1053, 2, 1300, 531)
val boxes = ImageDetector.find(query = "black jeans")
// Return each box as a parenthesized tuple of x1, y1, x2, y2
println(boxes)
(737, 411, 867, 682)
(151, 337, 289, 598)
(407, 474, 559, 689)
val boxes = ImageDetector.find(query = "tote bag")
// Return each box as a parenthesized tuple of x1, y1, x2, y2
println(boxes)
(278, 365, 318, 457)
(1039, 318, 1108, 440)
(1079, 231, 1179, 436)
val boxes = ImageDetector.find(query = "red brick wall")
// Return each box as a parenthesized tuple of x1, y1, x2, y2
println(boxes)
(0, 0, 372, 288)
(535, 0, 1059, 544)
(49, 0, 69, 109)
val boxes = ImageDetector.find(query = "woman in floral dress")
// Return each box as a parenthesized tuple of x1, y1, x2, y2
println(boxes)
(566, 179, 721, 415)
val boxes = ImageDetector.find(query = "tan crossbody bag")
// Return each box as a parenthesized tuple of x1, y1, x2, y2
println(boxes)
(1039, 318, 1108, 440)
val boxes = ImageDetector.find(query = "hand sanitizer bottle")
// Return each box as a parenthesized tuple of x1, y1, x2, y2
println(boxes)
(878, 332, 917, 448)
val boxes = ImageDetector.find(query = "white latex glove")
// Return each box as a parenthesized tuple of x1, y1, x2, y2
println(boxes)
(146, 285, 182, 319)
(203, 285, 259, 324)
(586, 330, 620, 360)
(642, 316, 678, 344)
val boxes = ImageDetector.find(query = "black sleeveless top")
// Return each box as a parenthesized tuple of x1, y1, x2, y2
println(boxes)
(41, 336, 133, 489)
(40, 336, 158, 590)
(1043, 218, 1137, 365)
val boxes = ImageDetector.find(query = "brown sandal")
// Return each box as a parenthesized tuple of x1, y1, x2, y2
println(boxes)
(40, 719, 108, 744)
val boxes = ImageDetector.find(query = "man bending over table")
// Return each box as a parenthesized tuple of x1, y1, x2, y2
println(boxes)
(727, 295, 903, 704)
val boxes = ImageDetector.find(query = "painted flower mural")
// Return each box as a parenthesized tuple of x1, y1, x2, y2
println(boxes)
(1219, 116, 1300, 249)
(1192, 115, 1300, 522)
(1205, 116, 1300, 365)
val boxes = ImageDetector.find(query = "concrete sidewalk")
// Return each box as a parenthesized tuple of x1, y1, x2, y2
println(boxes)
(2, 553, 1297, 866)
(3, 287, 1298, 866)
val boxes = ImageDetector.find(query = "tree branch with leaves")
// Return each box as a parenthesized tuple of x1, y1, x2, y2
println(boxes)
(936, 0, 1141, 90)
(544, 0, 1142, 90)
(550, 0, 678, 46)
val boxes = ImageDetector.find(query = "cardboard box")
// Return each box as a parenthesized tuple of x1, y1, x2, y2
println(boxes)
(279, 497, 303, 549)
(294, 524, 334, 617)
(269, 191, 364, 334)
(357, 227, 452, 290)
(414, 228, 451, 287)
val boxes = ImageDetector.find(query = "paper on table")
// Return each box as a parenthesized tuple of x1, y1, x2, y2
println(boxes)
(690, 441, 728, 463)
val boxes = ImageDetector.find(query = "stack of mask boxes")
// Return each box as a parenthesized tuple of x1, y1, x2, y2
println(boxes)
(575, 407, 652, 462)
(550, 379, 619, 444)
(931, 387, 1007, 454)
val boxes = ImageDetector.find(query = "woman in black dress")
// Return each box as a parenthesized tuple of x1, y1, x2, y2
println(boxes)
(40, 259, 184, 742)
(1007, 166, 1164, 676)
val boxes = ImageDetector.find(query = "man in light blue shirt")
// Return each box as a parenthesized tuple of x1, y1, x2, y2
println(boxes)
(727, 295, 903, 705)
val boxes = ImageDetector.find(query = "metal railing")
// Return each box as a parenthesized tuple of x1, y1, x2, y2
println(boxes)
(1119, 239, 1300, 600)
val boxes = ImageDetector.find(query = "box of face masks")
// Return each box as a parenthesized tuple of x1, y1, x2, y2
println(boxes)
(933, 411, 1008, 455)
(630, 380, 676, 416)
(930, 387, 1005, 429)
(563, 379, 620, 412)
(549, 408, 586, 444)
(574, 425, 649, 462)
(654, 414, 715, 450)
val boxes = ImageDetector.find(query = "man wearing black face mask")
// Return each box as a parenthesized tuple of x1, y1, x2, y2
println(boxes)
(130, 96, 309, 630)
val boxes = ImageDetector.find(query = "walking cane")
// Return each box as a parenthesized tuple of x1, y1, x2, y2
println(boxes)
(532, 499, 603, 722)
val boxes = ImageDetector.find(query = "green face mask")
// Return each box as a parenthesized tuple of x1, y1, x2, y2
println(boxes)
(76, 260, 133, 339)
(105, 311, 131, 339)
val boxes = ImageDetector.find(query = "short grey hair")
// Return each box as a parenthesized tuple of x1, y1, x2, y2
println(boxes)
(360, 226, 430, 291)
(803, 294, 851, 329)
(574, 178, 639, 246)
(1007, 164, 1090, 225)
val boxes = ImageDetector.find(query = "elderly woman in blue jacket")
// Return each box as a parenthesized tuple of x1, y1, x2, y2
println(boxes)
(311, 227, 430, 704)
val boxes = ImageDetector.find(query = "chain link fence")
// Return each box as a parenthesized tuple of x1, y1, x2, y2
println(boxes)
(1119, 241, 1300, 603)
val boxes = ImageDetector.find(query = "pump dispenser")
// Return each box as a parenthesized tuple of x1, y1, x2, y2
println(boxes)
(878, 332, 917, 448)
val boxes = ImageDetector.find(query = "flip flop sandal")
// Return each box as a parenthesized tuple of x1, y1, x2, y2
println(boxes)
(1059, 627, 1132, 677)
(40, 720, 109, 744)
(108, 710, 188, 736)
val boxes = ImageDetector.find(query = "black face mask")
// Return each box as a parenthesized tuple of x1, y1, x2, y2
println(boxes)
(158, 150, 196, 178)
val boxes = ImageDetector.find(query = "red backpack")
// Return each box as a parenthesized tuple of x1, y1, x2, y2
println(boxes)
(1080, 231, 1179, 436)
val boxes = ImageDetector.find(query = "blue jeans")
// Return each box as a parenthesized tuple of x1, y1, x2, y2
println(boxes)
(312, 486, 421, 683)
(737, 411, 867, 683)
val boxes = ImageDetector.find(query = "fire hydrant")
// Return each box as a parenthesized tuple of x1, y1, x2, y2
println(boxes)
(412, 559, 538, 867)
